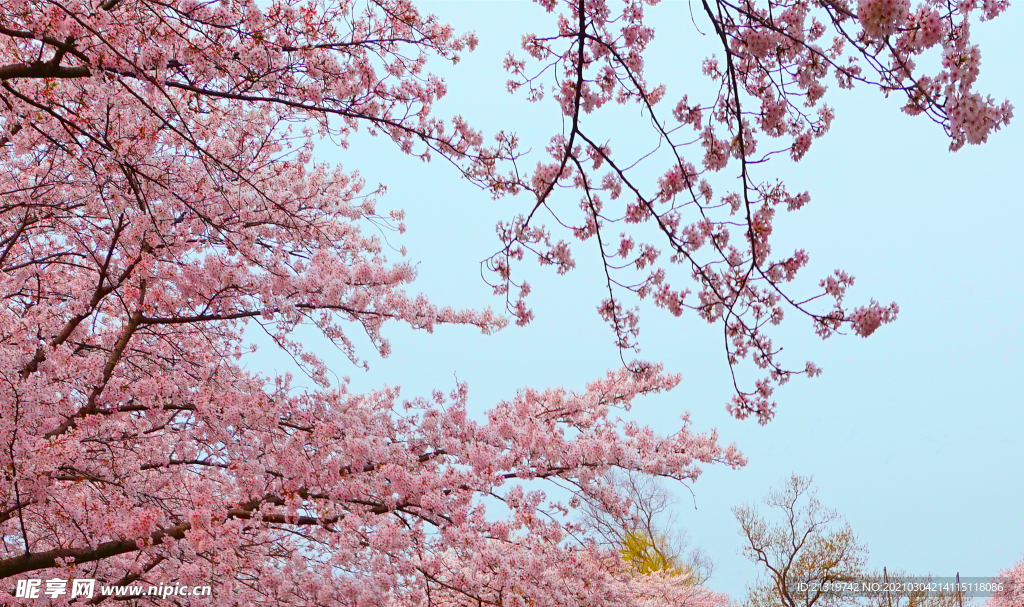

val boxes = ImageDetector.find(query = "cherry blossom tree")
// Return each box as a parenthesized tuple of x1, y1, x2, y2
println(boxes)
(986, 557, 1023, 607)
(0, 0, 1012, 605)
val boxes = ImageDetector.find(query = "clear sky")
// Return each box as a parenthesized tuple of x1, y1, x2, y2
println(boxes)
(250, 0, 1024, 600)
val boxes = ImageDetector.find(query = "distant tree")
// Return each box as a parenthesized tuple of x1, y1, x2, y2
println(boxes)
(581, 470, 713, 583)
(735, 478, 991, 607)
(735, 475, 868, 607)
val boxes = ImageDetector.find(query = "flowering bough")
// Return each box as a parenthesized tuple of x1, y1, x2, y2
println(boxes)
(2, 351, 742, 605)
(485, 0, 1009, 422)
(0, 0, 747, 605)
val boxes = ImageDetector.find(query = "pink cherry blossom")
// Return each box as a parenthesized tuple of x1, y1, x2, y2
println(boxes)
(0, 0, 1014, 603)
(485, 0, 1008, 416)
(987, 557, 1024, 607)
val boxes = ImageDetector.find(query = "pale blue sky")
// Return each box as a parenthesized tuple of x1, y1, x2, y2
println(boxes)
(253, 0, 1023, 600)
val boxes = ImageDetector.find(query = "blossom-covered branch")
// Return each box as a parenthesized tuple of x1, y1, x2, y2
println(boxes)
(484, 0, 1009, 422)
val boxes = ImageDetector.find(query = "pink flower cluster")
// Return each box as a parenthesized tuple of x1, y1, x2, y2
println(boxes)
(858, 0, 911, 38)
(849, 300, 900, 337)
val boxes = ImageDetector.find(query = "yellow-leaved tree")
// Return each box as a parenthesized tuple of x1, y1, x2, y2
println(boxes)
(736, 476, 972, 607)
(580, 470, 712, 584)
